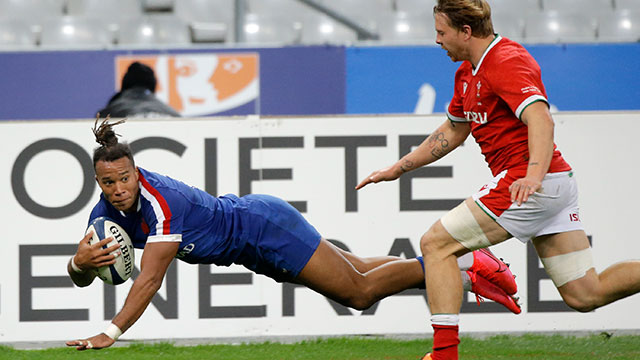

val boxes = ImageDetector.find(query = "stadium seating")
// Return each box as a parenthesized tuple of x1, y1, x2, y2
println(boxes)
(40, 16, 112, 48)
(542, 0, 614, 12)
(141, 0, 176, 12)
(524, 11, 598, 43)
(0, 0, 66, 21)
(375, 11, 436, 44)
(317, 0, 395, 20)
(242, 13, 302, 44)
(0, 19, 34, 48)
(615, 0, 640, 11)
(0, 0, 639, 48)
(173, 0, 234, 24)
(394, 0, 434, 15)
(300, 13, 358, 44)
(598, 9, 640, 42)
(246, 0, 315, 18)
(173, 0, 233, 42)
(488, 0, 542, 14)
(116, 15, 190, 46)
(66, 0, 143, 17)
(491, 11, 526, 42)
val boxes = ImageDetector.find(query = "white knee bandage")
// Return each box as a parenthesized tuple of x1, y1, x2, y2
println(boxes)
(440, 201, 491, 250)
(540, 248, 594, 287)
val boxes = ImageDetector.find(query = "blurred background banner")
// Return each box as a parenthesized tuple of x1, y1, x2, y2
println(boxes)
(1, 0, 640, 344)
(0, 46, 347, 120)
(1, 113, 639, 342)
(346, 43, 640, 114)
(1, 43, 638, 121)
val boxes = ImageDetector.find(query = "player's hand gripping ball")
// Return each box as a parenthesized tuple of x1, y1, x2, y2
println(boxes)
(86, 217, 135, 285)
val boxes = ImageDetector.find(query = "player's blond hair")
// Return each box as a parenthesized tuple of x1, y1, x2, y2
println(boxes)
(433, 0, 494, 38)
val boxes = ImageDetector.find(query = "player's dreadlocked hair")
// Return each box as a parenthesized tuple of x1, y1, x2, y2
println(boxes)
(92, 114, 135, 169)
(434, 0, 494, 38)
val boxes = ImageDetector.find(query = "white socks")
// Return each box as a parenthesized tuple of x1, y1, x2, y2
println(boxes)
(431, 313, 460, 326)
(457, 252, 474, 271)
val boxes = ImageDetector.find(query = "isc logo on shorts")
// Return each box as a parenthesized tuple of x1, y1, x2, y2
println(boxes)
(569, 213, 580, 222)
(176, 243, 195, 259)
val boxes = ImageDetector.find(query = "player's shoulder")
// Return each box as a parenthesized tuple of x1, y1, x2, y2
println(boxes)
(138, 167, 182, 192)
(491, 36, 538, 66)
(137, 167, 200, 209)
(89, 194, 115, 219)
(483, 36, 540, 79)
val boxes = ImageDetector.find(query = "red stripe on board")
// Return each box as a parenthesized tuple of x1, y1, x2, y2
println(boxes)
(139, 172, 172, 234)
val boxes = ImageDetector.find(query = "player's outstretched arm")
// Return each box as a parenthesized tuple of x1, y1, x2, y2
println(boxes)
(356, 119, 470, 190)
(66, 241, 179, 350)
(68, 232, 120, 287)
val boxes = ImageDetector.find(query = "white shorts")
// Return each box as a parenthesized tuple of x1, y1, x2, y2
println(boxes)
(472, 169, 584, 243)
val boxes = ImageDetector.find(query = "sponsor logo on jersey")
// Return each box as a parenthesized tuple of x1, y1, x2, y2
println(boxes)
(464, 110, 488, 124)
(521, 85, 541, 94)
(115, 53, 259, 116)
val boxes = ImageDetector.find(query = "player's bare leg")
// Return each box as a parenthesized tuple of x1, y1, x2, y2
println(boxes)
(534, 230, 640, 312)
(333, 245, 412, 273)
(328, 237, 520, 313)
(296, 238, 425, 310)
(421, 220, 468, 307)
(421, 198, 512, 359)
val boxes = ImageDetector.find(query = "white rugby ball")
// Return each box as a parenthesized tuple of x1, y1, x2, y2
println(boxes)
(85, 217, 135, 285)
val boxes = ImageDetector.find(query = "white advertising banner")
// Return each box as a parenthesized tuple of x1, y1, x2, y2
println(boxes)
(1, 112, 639, 342)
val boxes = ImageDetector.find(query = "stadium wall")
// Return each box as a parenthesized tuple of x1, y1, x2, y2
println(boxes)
(1, 112, 639, 342)
(0, 43, 638, 121)
(346, 43, 640, 114)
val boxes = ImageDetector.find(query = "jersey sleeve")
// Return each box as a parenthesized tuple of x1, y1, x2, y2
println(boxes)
(489, 54, 548, 119)
(139, 179, 185, 244)
(446, 66, 468, 123)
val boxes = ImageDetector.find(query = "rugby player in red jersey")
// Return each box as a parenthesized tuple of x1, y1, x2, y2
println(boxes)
(357, 1, 640, 359)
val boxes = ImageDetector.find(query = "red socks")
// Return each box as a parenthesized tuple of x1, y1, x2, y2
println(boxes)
(431, 324, 460, 360)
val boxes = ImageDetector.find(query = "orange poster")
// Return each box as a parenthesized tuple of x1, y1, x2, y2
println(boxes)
(115, 53, 259, 116)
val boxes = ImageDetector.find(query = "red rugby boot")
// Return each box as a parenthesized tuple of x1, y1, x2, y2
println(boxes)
(468, 270, 521, 314)
(469, 248, 518, 295)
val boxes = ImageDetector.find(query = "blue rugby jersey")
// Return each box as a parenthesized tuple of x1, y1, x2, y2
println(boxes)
(88, 167, 247, 266)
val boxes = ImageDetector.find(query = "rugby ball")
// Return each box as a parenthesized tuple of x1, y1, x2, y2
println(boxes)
(85, 217, 135, 285)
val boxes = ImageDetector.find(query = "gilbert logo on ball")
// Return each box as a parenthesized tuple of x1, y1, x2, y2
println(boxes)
(85, 217, 135, 285)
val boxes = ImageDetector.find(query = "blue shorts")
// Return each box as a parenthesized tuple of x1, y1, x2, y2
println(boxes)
(233, 194, 322, 282)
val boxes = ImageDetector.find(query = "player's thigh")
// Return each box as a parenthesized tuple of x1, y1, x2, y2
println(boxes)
(466, 198, 512, 244)
(295, 238, 362, 296)
(533, 230, 590, 258)
(433, 197, 511, 255)
(533, 230, 595, 300)
(555, 268, 600, 310)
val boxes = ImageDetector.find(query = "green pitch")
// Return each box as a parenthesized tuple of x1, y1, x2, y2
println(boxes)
(1, 334, 639, 359)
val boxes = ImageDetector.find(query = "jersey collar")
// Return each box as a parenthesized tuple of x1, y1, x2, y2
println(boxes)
(472, 34, 502, 76)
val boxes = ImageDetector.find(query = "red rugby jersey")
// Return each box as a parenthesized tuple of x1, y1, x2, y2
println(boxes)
(446, 35, 571, 176)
